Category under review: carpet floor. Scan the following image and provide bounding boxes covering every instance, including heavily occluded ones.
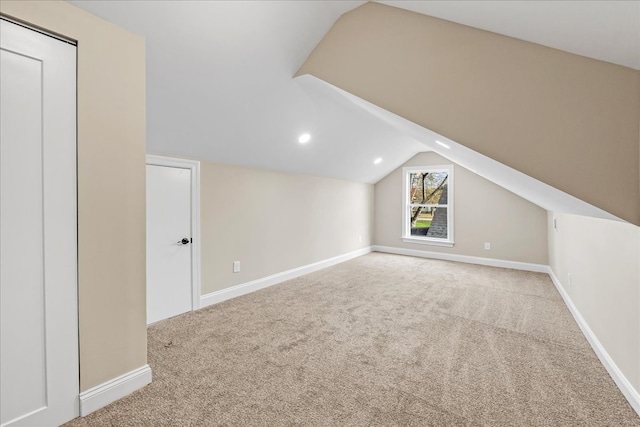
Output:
[65,253,640,426]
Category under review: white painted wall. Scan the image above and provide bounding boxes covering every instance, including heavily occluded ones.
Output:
[547,212,640,397]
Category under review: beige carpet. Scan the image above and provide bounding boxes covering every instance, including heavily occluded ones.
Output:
[65,253,640,426]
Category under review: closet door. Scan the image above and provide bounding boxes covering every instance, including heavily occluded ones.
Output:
[0,18,79,427]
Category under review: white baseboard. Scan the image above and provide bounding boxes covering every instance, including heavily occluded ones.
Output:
[546,268,640,416]
[79,365,152,416]
[200,247,372,308]
[372,245,548,273]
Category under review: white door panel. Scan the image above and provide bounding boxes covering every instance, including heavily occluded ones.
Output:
[1,19,78,427]
[1,42,48,423]
[146,165,192,324]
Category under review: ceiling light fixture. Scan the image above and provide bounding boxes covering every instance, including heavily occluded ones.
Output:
[298,133,311,144]
[435,140,450,149]
[374,157,383,165]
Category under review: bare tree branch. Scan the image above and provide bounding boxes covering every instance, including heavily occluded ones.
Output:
[410,174,448,226]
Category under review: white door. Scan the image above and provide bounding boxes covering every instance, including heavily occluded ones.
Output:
[0,19,79,427]
[146,164,193,324]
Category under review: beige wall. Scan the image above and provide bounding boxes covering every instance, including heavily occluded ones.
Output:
[298,2,640,225]
[0,1,147,391]
[375,152,548,265]
[201,161,374,294]
[548,212,640,394]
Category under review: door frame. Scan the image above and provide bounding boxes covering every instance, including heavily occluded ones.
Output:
[146,154,201,311]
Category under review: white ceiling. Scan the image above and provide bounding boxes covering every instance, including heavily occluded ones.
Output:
[297,75,622,222]
[67,0,640,184]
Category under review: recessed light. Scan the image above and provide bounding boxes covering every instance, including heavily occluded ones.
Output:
[435,140,450,149]
[374,158,383,165]
[298,133,311,144]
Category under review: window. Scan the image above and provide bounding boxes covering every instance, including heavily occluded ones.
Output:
[402,165,454,246]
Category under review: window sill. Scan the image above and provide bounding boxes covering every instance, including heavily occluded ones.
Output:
[402,237,454,247]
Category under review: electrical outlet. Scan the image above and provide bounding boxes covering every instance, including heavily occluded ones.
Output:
[233,261,240,273]
[567,273,572,287]
[484,242,491,250]
[358,235,362,243]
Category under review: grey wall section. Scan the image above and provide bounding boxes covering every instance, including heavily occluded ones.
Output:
[297,2,640,225]
[375,152,548,265]
[547,212,640,395]
[0,1,148,391]
[200,161,374,294]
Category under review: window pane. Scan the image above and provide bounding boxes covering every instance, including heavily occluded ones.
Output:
[409,206,434,237]
[409,171,448,205]
[426,207,447,239]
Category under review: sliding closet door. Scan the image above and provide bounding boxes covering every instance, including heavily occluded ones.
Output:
[0,18,79,426]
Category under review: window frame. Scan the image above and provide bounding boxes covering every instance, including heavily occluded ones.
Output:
[402,165,454,247]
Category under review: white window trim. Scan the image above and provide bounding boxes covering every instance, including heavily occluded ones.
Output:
[402,165,454,247]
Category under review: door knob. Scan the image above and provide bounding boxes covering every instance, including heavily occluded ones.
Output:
[177,238,191,245]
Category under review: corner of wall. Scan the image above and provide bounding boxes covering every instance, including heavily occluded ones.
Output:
[0,0,149,395]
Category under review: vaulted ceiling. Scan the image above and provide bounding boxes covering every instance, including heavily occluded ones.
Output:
[68,1,640,222]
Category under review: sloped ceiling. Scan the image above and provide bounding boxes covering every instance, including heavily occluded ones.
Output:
[67,0,425,183]
[297,75,621,222]
[297,2,640,224]
[67,1,640,222]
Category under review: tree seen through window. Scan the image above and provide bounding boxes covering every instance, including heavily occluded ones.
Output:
[405,168,450,240]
